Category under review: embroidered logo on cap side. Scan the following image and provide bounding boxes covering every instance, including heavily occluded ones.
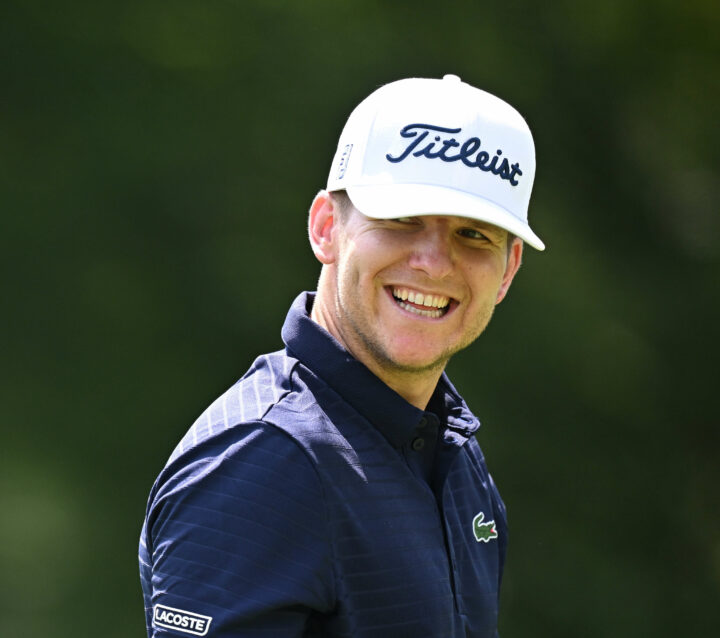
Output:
[472,511,498,543]
[337,144,353,180]
[153,604,213,636]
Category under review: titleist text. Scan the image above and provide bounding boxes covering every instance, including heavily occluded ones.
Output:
[386,123,522,186]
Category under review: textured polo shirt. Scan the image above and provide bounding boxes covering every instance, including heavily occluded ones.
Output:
[139,292,508,637]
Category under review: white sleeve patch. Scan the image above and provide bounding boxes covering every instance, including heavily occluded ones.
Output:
[153,604,213,637]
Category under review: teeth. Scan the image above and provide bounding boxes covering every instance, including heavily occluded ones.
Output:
[392,288,450,309]
[398,303,444,318]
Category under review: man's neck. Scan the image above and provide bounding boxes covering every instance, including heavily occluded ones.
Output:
[363,360,444,411]
[310,299,444,411]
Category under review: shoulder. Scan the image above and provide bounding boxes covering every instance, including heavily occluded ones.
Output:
[145,347,366,534]
[144,419,327,547]
[167,350,297,462]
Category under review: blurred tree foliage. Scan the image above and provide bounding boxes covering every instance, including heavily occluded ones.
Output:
[1,1,718,636]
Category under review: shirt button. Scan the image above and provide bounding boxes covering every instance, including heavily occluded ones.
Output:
[418,417,428,429]
[411,437,425,451]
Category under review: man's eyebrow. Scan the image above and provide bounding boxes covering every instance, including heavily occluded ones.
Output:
[461,218,505,233]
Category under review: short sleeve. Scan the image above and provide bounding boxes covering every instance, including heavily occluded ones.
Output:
[140,422,335,637]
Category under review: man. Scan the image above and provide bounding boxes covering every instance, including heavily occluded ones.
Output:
[139,74,544,638]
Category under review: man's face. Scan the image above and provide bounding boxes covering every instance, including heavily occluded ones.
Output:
[315,196,522,376]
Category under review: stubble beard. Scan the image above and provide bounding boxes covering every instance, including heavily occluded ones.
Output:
[334,275,497,378]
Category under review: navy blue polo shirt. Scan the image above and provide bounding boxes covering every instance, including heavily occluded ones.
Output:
[139,292,508,637]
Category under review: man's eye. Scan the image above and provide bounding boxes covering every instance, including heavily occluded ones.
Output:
[458,228,488,240]
[394,217,417,224]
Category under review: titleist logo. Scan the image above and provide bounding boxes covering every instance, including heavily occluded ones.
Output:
[385,123,523,186]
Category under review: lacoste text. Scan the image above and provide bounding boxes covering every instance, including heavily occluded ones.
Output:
[153,604,212,636]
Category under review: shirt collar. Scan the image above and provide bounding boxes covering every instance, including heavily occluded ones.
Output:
[281,292,480,448]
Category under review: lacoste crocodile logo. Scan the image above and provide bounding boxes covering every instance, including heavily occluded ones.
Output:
[472,512,498,543]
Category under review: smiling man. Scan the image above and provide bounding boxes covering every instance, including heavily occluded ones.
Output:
[140,75,544,638]
[309,193,523,410]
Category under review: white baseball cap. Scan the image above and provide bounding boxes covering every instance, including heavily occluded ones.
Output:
[326,74,545,250]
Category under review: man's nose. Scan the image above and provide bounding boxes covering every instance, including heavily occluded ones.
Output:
[407,227,454,279]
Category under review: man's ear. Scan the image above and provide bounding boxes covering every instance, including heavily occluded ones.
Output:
[495,237,523,305]
[308,190,339,265]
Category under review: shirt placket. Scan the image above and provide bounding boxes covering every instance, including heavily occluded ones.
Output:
[403,414,440,484]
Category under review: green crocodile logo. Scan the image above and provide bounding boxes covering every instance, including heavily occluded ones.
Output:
[472,512,498,543]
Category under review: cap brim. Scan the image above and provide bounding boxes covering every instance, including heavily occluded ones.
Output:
[346,183,545,251]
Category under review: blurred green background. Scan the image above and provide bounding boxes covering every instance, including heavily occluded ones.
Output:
[2,1,719,636]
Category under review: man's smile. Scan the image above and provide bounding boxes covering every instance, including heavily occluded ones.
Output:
[388,286,454,319]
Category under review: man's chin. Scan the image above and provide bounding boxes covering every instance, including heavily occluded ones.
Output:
[344,316,456,377]
[375,348,452,376]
